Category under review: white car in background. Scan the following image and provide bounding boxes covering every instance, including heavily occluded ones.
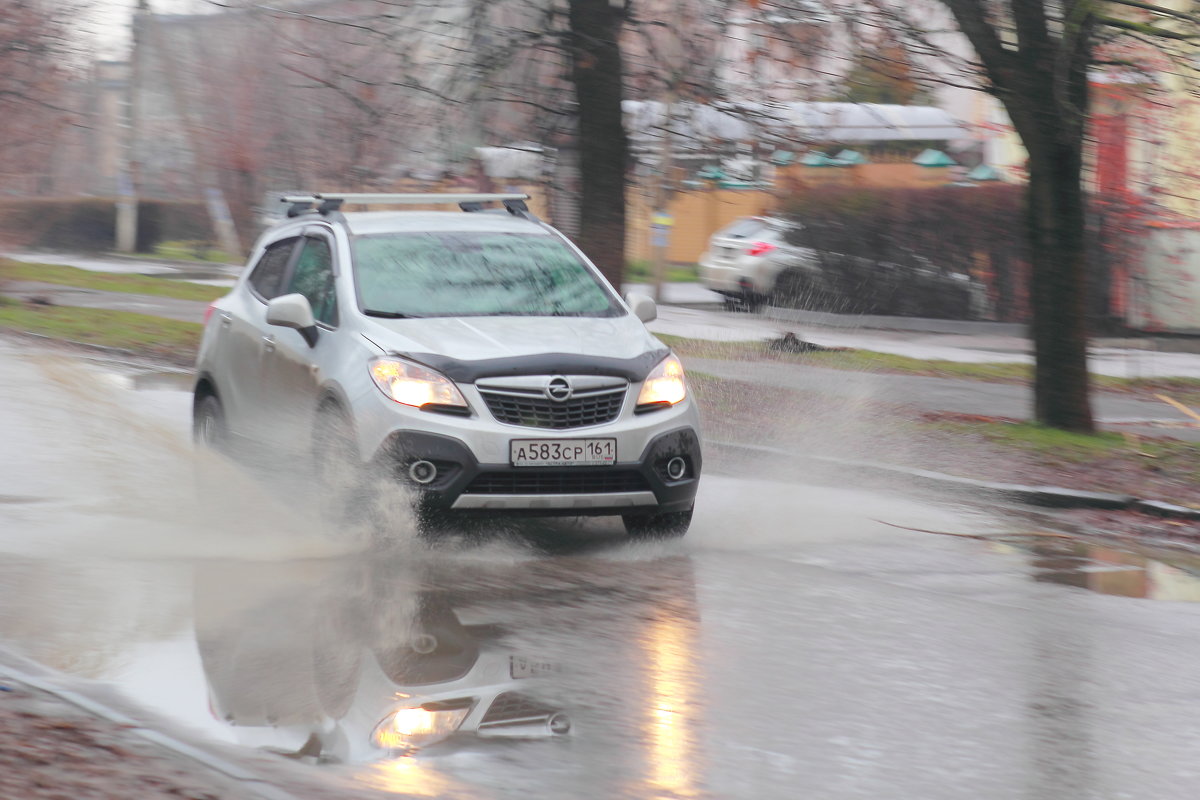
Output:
[698,216,819,311]
[699,215,989,319]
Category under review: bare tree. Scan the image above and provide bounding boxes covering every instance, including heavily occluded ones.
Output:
[858,0,1200,432]
[0,0,85,190]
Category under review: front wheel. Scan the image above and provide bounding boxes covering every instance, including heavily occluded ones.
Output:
[622,505,693,539]
[312,406,370,523]
[193,394,227,451]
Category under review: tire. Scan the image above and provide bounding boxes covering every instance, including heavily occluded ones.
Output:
[622,505,693,540]
[312,405,367,521]
[773,268,816,310]
[193,394,227,451]
[746,292,770,314]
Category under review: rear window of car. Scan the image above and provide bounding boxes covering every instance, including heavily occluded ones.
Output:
[716,218,767,240]
[352,232,621,318]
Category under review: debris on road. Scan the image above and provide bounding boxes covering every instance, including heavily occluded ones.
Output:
[765,331,845,353]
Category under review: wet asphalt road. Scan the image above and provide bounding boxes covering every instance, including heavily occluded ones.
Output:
[6,338,1200,799]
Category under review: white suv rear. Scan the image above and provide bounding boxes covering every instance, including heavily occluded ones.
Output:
[698,216,819,310]
[193,194,701,537]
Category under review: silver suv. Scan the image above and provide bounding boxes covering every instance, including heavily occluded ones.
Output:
[193,194,701,537]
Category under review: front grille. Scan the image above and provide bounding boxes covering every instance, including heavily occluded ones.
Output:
[480,389,625,429]
[481,693,556,726]
[464,469,650,495]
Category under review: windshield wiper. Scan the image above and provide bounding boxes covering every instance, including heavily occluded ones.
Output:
[363,309,420,318]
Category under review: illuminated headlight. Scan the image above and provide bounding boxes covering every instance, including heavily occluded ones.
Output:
[636,354,687,411]
[371,704,471,751]
[370,357,468,411]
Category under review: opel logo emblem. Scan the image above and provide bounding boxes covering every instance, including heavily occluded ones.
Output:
[545,376,572,402]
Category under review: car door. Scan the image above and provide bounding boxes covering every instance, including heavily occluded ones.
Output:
[257,230,341,451]
[219,236,301,440]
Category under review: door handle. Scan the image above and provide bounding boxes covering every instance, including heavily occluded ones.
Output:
[262,335,275,353]
[219,313,232,329]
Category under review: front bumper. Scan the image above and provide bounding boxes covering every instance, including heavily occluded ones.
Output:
[375,426,701,516]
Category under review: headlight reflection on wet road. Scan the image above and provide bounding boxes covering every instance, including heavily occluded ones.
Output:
[642,611,701,797]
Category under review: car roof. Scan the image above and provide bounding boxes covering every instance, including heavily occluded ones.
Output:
[338,210,550,237]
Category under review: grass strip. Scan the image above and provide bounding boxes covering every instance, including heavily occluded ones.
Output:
[0,300,201,363]
[624,260,699,283]
[660,333,1033,381]
[924,417,1126,460]
[0,258,228,302]
[663,332,1200,400]
[924,415,1200,484]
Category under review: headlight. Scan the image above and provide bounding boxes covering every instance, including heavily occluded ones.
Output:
[370,357,468,410]
[371,704,472,751]
[636,354,687,411]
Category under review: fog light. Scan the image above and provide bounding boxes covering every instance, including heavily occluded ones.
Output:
[665,456,687,481]
[408,460,437,485]
[371,704,470,751]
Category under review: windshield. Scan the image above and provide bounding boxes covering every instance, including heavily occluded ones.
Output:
[353,231,621,318]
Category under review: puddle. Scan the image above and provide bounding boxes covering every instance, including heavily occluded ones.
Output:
[1001,540,1200,601]
[130,370,194,392]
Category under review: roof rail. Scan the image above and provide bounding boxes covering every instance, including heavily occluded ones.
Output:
[281,193,531,218]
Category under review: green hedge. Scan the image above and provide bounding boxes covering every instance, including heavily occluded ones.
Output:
[778,185,1029,322]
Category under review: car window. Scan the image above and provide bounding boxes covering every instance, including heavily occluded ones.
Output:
[352,232,621,318]
[248,238,298,299]
[716,218,766,240]
[286,236,338,326]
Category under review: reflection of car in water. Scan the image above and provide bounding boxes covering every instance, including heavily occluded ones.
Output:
[193,560,569,763]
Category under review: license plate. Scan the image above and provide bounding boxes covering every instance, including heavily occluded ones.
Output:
[510,438,616,467]
[510,655,559,679]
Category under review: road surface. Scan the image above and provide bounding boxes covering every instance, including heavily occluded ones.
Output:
[4,338,1200,799]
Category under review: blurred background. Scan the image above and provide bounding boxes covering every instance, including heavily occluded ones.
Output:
[5,0,1200,332]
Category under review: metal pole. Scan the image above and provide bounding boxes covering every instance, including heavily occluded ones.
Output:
[115,3,148,253]
[652,92,675,303]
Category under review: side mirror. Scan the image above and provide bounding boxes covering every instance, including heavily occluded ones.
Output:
[625,292,657,323]
[266,293,319,347]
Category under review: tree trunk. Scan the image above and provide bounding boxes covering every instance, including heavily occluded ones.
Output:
[566,0,628,291]
[938,0,1097,432]
[1025,135,1095,431]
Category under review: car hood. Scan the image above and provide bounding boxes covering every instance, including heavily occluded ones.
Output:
[360,314,664,364]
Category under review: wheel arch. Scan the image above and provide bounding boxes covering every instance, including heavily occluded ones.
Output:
[315,381,354,418]
[311,382,363,463]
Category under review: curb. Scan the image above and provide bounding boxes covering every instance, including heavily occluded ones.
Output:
[0,649,300,800]
[707,439,1200,518]
[762,306,1028,337]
